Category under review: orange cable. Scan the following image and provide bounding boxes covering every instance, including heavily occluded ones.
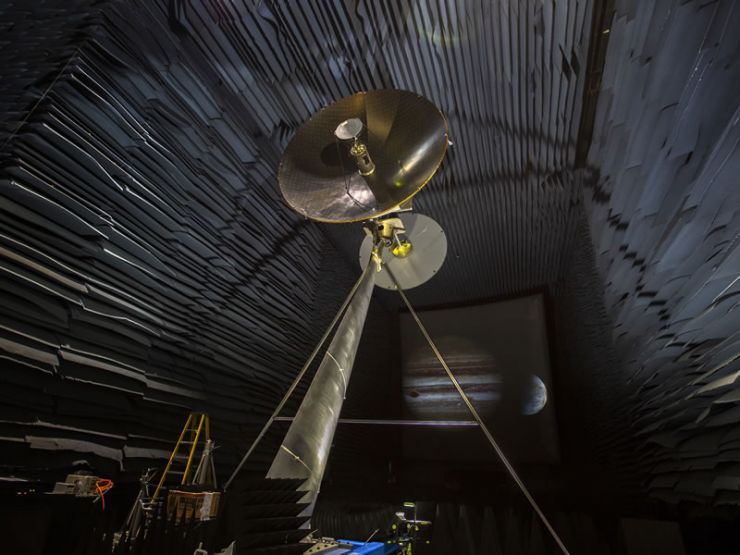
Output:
[95,479,113,511]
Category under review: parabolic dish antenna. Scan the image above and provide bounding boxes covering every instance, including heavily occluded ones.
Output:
[277,89,448,223]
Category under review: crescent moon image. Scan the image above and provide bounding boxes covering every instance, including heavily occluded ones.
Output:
[522,375,548,415]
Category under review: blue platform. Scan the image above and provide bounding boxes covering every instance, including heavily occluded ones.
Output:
[335,539,400,554]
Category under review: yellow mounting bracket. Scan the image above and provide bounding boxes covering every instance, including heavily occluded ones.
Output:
[365,216,413,271]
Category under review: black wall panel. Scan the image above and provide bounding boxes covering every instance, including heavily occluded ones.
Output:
[0,0,347,479]
[586,0,740,506]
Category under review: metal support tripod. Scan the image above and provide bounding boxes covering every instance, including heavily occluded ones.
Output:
[224,255,569,554]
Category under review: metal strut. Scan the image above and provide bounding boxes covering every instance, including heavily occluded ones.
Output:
[383,264,571,555]
[224,261,373,491]
[266,256,376,517]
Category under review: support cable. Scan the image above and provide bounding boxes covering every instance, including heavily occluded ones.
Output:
[224,261,372,490]
[384,264,570,555]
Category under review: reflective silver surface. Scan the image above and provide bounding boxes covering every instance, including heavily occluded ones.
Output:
[273,417,479,427]
[334,117,363,140]
[266,262,376,516]
[278,89,448,223]
[223,265,372,491]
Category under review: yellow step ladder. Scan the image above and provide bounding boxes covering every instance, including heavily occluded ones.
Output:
[152,412,211,501]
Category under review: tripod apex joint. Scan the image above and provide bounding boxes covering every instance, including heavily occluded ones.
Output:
[359,213,447,290]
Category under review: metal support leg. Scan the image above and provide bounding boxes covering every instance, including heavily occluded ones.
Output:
[266,258,376,516]
[224,262,373,491]
[384,264,570,555]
